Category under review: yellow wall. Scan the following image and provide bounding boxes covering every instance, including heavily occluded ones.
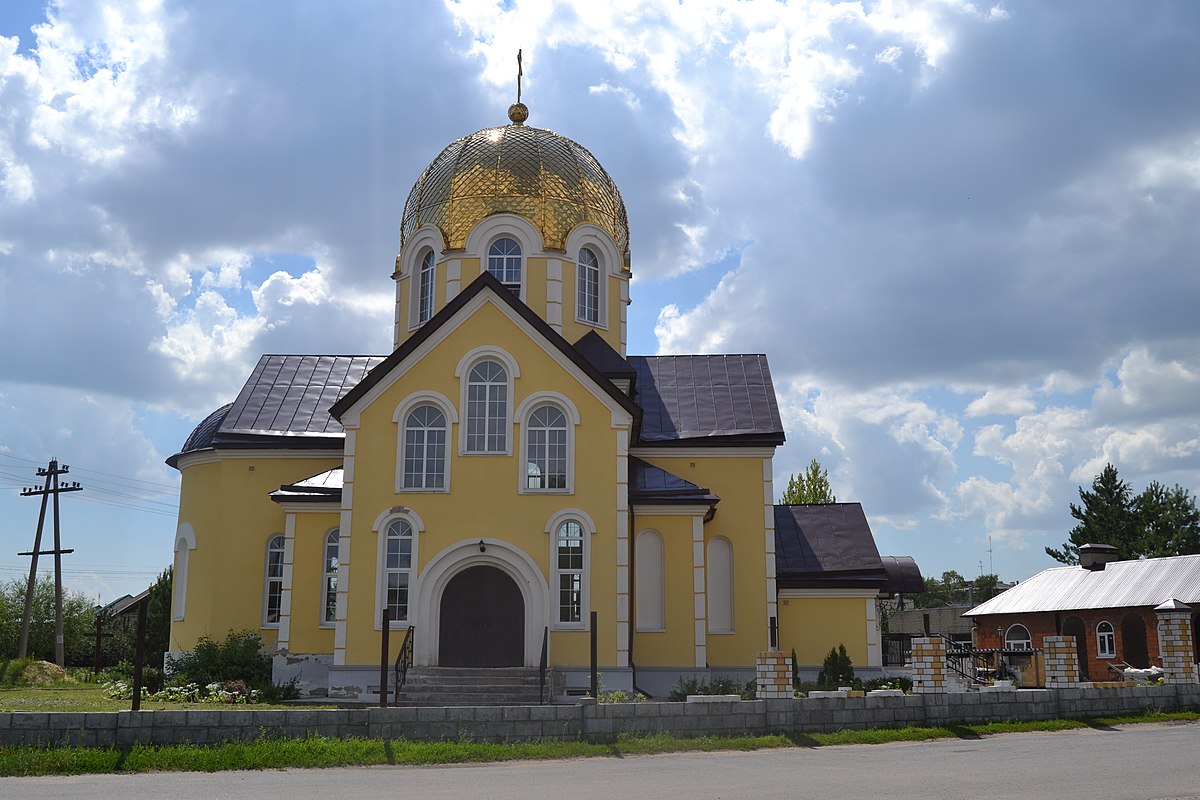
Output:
[284,510,339,655]
[778,595,872,666]
[630,515,698,666]
[171,454,341,653]
[342,296,627,666]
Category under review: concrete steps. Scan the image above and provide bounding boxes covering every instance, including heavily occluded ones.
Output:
[395,667,548,706]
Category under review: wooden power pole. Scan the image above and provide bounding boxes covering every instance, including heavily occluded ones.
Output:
[17,459,82,665]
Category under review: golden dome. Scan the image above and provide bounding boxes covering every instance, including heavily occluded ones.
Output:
[400,120,630,267]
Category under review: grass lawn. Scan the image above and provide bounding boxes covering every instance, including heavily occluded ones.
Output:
[0,685,321,713]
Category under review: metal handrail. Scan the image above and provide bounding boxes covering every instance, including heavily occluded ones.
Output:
[393,626,414,705]
[934,632,979,685]
[538,625,549,705]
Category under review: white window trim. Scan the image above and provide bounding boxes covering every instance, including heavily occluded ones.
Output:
[262,534,286,629]
[564,225,620,330]
[393,390,458,493]
[1004,624,1032,650]
[1097,621,1116,658]
[417,249,437,325]
[172,523,196,622]
[401,227,445,332]
[455,346,519,456]
[319,527,340,628]
[372,507,425,630]
[464,214,543,304]
[706,536,735,634]
[545,508,596,631]
[635,529,665,633]
[515,391,580,495]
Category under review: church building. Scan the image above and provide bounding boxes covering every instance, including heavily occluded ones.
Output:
[167,99,921,699]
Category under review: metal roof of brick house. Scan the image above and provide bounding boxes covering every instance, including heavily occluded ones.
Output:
[966,553,1200,616]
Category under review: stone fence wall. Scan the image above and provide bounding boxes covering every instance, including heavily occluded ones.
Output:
[4,684,1200,748]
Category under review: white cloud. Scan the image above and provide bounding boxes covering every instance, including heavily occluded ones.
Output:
[965,386,1035,417]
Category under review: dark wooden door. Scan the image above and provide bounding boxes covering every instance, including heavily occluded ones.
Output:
[438,566,524,667]
[1121,613,1149,668]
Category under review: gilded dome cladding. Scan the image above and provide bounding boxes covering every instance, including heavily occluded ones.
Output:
[400,124,630,266]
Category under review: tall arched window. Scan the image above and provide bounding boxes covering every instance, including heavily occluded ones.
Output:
[526,405,567,490]
[487,236,522,295]
[707,537,734,633]
[555,520,585,624]
[635,530,665,631]
[1004,624,1032,650]
[263,534,285,626]
[465,360,508,453]
[1096,620,1116,658]
[403,405,447,488]
[322,529,339,625]
[383,520,415,623]
[576,247,600,324]
[417,250,436,324]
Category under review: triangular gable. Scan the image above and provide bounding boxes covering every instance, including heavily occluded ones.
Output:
[329,271,641,427]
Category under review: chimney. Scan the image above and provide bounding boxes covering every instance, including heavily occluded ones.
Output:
[1078,542,1119,571]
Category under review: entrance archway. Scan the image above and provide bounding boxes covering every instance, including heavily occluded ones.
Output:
[438,566,525,666]
[1121,613,1149,668]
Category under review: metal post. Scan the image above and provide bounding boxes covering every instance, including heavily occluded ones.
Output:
[769,615,778,650]
[131,599,147,712]
[379,608,391,708]
[590,610,598,699]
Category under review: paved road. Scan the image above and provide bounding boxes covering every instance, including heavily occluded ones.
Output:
[6,723,1200,799]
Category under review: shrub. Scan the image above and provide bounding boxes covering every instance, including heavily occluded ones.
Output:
[816,644,857,689]
[166,630,272,689]
[861,675,912,693]
[667,676,756,702]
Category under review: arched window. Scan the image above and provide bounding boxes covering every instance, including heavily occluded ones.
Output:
[1004,624,1032,650]
[635,531,665,631]
[707,537,734,634]
[263,534,285,627]
[417,249,436,324]
[526,405,567,490]
[383,520,415,624]
[322,529,339,625]
[555,520,585,625]
[465,360,508,453]
[576,247,600,324]
[403,405,447,488]
[1096,620,1116,658]
[172,525,194,622]
[487,236,522,295]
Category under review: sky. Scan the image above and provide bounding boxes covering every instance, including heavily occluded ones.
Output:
[1,0,1198,605]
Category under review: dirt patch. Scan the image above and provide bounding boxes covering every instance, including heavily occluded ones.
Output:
[21,661,72,686]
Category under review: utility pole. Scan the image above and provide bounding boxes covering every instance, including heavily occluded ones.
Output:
[17,459,82,665]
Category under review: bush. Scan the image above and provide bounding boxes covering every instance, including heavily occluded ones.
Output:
[667,676,756,702]
[861,675,912,693]
[166,630,272,689]
[816,644,857,689]
[0,658,35,687]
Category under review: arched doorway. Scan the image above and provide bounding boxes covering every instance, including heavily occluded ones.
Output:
[1062,616,1089,680]
[1121,613,1149,667]
[438,566,525,667]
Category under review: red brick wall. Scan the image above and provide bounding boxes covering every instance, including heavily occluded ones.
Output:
[972,608,1161,681]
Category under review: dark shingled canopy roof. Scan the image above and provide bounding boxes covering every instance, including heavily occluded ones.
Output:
[629,355,785,445]
[775,503,922,593]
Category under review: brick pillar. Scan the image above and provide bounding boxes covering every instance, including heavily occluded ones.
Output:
[911,637,946,694]
[756,650,792,699]
[1155,599,1198,685]
[1041,635,1080,688]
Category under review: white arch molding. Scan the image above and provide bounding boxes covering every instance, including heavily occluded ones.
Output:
[172,523,196,621]
[410,538,550,667]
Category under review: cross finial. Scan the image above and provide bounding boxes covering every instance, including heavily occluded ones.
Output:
[517,49,523,104]
[508,49,529,125]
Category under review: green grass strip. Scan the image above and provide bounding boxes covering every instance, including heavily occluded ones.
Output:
[2,711,1196,777]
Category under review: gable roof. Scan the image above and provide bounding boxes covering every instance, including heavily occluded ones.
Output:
[966,553,1200,616]
[774,503,921,592]
[329,271,640,422]
[629,355,785,446]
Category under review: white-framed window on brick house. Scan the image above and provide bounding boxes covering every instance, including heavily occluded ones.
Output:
[321,528,339,625]
[1097,620,1116,658]
[1004,624,1032,650]
[487,236,522,296]
[576,247,600,324]
[263,534,285,627]
[706,537,734,634]
[635,530,665,632]
[403,406,447,488]
[417,249,436,324]
[465,360,509,453]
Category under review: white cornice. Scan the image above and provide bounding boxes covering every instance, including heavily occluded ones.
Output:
[174,448,344,470]
[630,447,777,459]
[276,502,341,514]
[631,504,711,517]
[778,588,882,599]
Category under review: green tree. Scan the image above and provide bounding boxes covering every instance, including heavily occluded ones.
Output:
[912,570,967,608]
[971,573,1002,604]
[816,644,856,689]
[144,566,173,670]
[780,459,837,504]
[1046,464,1200,564]
[0,576,97,665]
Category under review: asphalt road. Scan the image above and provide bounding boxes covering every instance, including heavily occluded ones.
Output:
[5,722,1200,799]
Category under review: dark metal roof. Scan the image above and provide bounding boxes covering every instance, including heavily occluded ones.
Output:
[966,553,1200,616]
[775,503,920,592]
[629,355,785,446]
[574,331,637,381]
[271,466,345,504]
[882,556,925,594]
[178,403,232,454]
[330,272,640,423]
[628,457,719,505]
